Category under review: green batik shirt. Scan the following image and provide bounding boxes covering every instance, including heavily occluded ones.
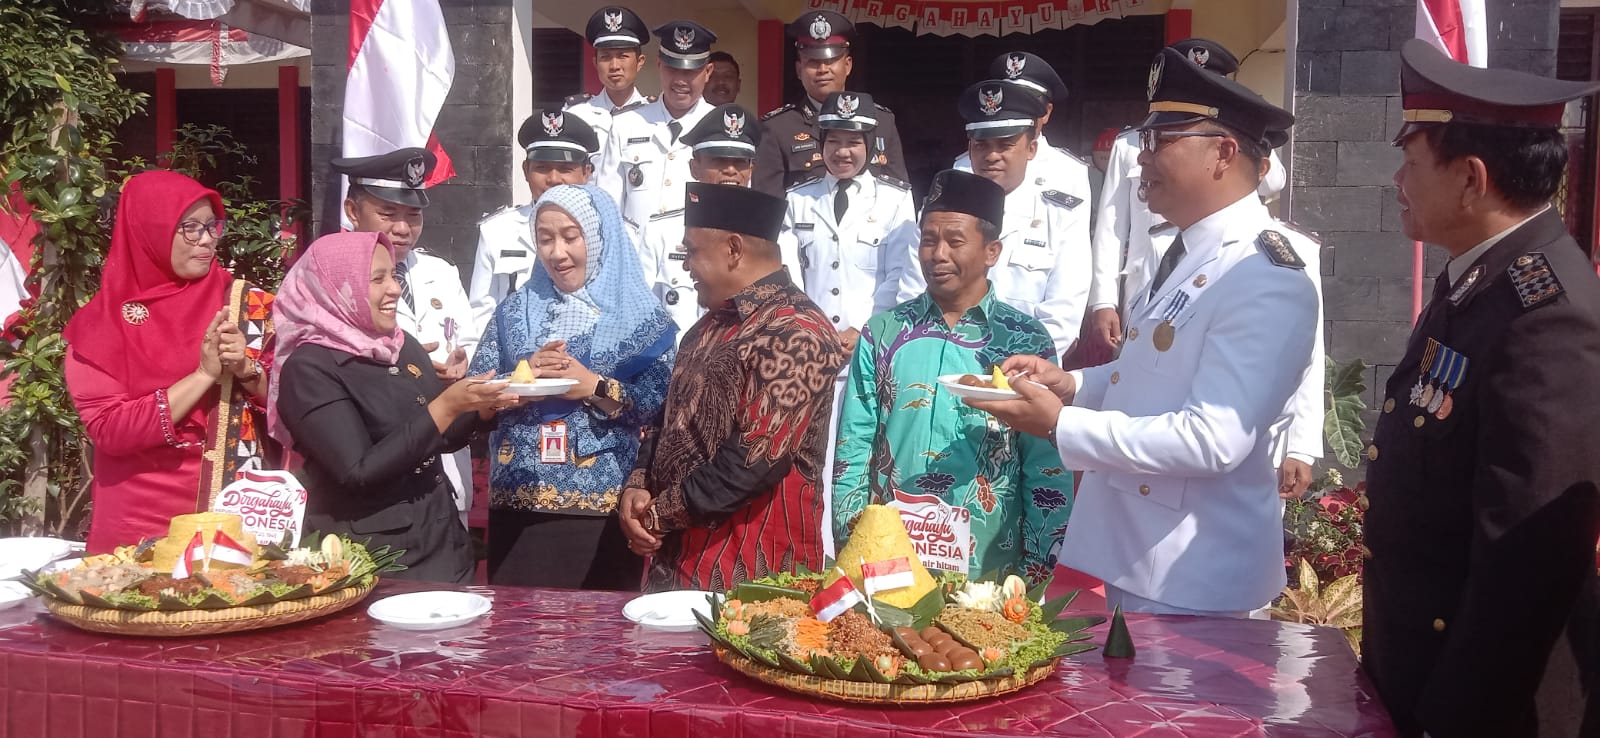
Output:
[831,287,1074,584]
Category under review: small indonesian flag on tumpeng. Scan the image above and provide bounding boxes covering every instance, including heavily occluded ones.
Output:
[810,571,865,623]
[861,556,915,594]
[170,531,206,579]
[208,529,254,568]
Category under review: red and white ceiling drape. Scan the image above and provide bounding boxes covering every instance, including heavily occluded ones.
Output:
[799,0,1169,37]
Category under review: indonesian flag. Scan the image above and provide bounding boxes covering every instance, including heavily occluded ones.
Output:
[170,531,206,579]
[861,557,915,595]
[810,575,864,623]
[207,529,254,568]
[1417,0,1487,67]
[343,0,456,186]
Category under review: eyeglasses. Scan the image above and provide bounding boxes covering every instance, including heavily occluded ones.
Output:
[1138,128,1228,153]
[175,219,225,243]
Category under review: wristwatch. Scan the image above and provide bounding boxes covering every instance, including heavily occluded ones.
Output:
[239,359,264,381]
[587,376,624,404]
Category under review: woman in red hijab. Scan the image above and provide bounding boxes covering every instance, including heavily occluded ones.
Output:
[64,171,278,553]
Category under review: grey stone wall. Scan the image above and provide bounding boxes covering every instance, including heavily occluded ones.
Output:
[310,0,514,279]
[1290,0,1560,455]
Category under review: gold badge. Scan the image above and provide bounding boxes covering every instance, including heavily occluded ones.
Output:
[794,132,811,142]
[1193,274,1208,288]
[430,298,443,309]
[407,364,422,378]
[121,302,150,326]
[1153,321,1176,352]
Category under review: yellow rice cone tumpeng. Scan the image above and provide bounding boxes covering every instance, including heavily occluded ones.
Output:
[825,504,938,608]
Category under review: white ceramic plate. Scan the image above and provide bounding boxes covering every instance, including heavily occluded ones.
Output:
[937,374,1020,401]
[367,591,492,631]
[505,378,579,397]
[43,557,82,574]
[622,590,716,630]
[0,582,32,611]
[0,537,74,580]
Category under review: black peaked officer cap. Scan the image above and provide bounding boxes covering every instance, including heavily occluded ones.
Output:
[586,6,649,49]
[989,51,1068,104]
[788,10,855,61]
[922,169,1005,232]
[684,182,786,242]
[817,91,880,132]
[681,104,762,159]
[1169,37,1240,77]
[332,147,435,208]
[518,110,599,164]
[1140,47,1294,149]
[1395,38,1600,143]
[959,80,1047,140]
[654,20,716,70]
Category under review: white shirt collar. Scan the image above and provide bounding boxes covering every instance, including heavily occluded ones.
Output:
[825,172,864,194]
[1178,191,1271,256]
[1446,206,1550,284]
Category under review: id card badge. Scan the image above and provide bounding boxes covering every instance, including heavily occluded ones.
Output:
[539,421,569,464]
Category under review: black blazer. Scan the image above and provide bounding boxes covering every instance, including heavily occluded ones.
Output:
[1362,209,1600,738]
[277,335,481,582]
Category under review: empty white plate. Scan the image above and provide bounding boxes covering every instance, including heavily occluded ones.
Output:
[367,591,492,631]
[622,590,716,630]
[0,537,74,580]
[0,582,32,611]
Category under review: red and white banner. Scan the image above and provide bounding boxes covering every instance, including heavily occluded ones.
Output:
[343,0,456,187]
[861,557,916,594]
[1416,0,1487,67]
[810,575,865,622]
[208,529,255,567]
[117,20,307,86]
[801,0,1167,38]
[171,531,207,579]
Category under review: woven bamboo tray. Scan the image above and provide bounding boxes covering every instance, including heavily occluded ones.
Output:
[714,647,1057,705]
[43,581,375,637]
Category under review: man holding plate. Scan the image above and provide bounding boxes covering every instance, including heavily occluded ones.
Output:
[830,169,1073,586]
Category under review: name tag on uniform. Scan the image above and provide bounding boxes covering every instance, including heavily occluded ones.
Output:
[794,222,815,231]
[1024,238,1046,247]
[539,421,568,464]
[627,136,650,144]
[668,252,687,261]
[499,249,527,258]
[791,142,817,152]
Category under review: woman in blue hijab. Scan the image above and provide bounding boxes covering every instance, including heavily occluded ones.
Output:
[470,184,676,589]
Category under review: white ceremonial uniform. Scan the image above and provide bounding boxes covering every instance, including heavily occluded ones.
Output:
[0,237,25,339]
[1093,129,1286,320]
[781,172,920,330]
[563,89,651,166]
[953,132,1093,210]
[467,203,536,340]
[594,98,714,226]
[637,208,702,340]
[396,248,480,523]
[1052,193,1320,614]
[901,179,1091,358]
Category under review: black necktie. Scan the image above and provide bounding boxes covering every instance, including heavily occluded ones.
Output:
[1149,233,1187,297]
[395,260,414,311]
[834,180,851,222]
[668,121,682,145]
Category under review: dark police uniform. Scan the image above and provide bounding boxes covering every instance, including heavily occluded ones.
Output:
[751,11,906,196]
[1363,39,1600,738]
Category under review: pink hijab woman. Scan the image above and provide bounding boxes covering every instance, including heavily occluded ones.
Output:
[269,231,521,582]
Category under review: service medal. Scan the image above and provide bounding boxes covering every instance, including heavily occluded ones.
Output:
[628,164,644,187]
[1426,386,1445,414]
[1153,321,1175,352]
[407,364,423,378]
[1420,383,1435,407]
[1434,393,1453,420]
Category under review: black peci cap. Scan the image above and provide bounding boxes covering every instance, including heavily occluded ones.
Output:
[788,10,855,61]
[684,182,786,241]
[681,104,762,159]
[1169,38,1240,77]
[331,147,436,208]
[1140,47,1294,149]
[817,92,879,132]
[585,6,649,49]
[959,80,1047,140]
[1395,38,1600,143]
[990,51,1067,104]
[517,111,599,164]
[921,169,1005,231]
[653,20,716,69]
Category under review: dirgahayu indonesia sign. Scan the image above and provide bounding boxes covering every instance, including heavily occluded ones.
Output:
[802,0,1167,37]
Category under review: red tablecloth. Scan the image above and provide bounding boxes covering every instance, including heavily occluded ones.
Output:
[0,581,1395,737]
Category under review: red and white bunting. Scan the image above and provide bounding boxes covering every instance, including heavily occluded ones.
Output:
[861,557,916,594]
[170,531,207,579]
[810,576,865,623]
[803,0,1165,38]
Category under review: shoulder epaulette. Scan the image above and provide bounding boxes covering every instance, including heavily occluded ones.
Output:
[873,101,894,113]
[477,203,517,224]
[787,175,823,192]
[762,104,795,121]
[564,93,592,107]
[622,216,640,230]
[648,208,683,222]
[873,173,911,191]
[1508,252,1564,309]
[413,247,456,268]
[1276,220,1323,245]
[1041,190,1083,210]
[1148,221,1175,235]
[613,99,649,116]
[1055,146,1090,166]
[1256,230,1305,269]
